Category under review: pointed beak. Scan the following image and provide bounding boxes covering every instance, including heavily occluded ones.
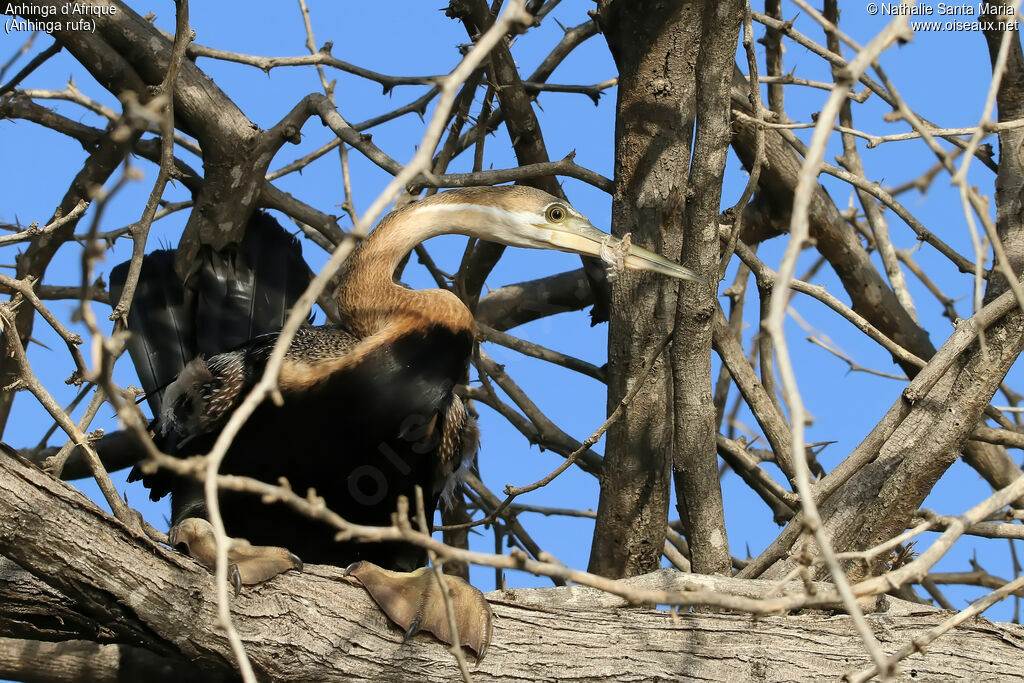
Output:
[543,222,706,284]
[622,243,706,283]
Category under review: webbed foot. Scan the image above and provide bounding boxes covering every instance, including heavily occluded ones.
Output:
[344,561,493,658]
[169,518,303,593]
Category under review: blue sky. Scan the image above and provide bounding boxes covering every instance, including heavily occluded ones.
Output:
[2,1,1022,621]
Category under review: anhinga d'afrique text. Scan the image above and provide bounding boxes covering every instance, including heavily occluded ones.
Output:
[112,185,702,657]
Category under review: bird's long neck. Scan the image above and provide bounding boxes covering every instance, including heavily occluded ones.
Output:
[334,202,484,337]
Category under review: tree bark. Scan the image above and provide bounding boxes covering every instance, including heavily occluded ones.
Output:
[983,4,1024,298]
[475,269,593,331]
[3,447,1023,681]
[669,0,743,576]
[587,0,702,579]
[809,309,1024,579]
[0,637,222,683]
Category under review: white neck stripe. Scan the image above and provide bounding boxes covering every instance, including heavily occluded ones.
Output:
[413,202,539,223]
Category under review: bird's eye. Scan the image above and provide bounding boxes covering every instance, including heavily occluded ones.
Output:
[546,205,567,222]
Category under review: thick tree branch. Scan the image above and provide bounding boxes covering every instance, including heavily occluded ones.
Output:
[475,269,593,331]
[670,0,743,576]
[0,637,221,683]
[587,0,702,579]
[2,449,1023,681]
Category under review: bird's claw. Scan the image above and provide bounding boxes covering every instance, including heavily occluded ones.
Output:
[167,518,303,591]
[345,561,493,659]
[404,618,421,642]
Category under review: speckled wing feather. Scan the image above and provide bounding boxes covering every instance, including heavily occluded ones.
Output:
[158,325,361,443]
[437,393,479,505]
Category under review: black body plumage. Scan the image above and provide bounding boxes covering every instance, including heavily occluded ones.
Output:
[111,213,473,571]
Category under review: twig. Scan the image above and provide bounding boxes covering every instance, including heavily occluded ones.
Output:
[475,349,602,472]
[719,4,766,280]
[847,573,1024,682]
[750,7,997,172]
[0,30,37,83]
[763,10,913,677]
[806,336,907,381]
[716,434,798,517]
[823,0,917,323]
[0,273,86,383]
[0,304,138,530]
[734,239,926,371]
[0,200,89,248]
[0,40,60,96]
[413,489,473,682]
[442,335,669,532]
[758,74,871,103]
[477,322,605,382]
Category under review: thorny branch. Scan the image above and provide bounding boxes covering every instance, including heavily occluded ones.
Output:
[7,1,1024,680]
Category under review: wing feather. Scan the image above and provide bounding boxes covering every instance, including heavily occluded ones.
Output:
[112,212,313,500]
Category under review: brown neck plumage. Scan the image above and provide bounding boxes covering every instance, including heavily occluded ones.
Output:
[333,199,476,339]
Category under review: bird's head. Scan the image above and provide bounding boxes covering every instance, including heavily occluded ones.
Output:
[423,186,705,283]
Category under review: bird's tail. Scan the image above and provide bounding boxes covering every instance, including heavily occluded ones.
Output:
[110,212,314,416]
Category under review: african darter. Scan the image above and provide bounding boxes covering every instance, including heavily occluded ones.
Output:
[111,185,702,657]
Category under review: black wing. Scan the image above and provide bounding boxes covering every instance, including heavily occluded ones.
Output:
[110,212,313,497]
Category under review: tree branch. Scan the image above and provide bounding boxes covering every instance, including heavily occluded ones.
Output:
[2,447,1023,681]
